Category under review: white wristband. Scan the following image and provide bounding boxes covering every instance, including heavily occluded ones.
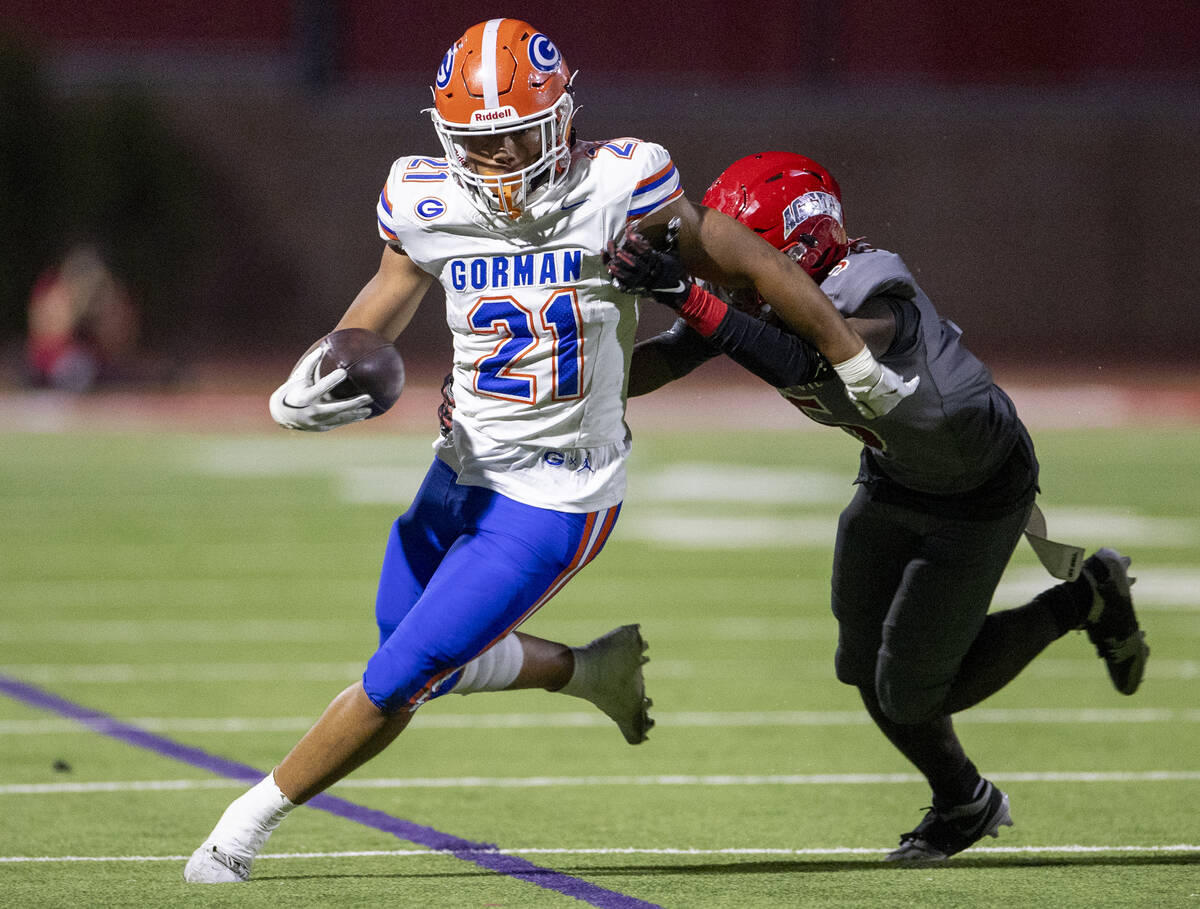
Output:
[831,345,878,384]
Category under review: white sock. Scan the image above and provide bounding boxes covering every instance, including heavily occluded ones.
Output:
[451,633,524,694]
[558,644,594,700]
[205,772,295,861]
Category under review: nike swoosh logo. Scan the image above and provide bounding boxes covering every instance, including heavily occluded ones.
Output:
[560,198,586,211]
[652,281,687,295]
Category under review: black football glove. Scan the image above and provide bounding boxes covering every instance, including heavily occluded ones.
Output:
[437,371,454,437]
[602,218,690,308]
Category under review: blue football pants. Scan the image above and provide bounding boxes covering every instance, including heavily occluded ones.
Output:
[362,458,620,714]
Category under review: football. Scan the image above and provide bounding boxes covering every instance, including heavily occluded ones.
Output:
[318,327,405,418]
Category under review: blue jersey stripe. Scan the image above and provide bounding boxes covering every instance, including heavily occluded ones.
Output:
[626,185,684,220]
[631,165,678,197]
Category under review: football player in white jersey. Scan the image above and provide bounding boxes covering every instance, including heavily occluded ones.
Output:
[185,20,913,883]
[607,151,1148,863]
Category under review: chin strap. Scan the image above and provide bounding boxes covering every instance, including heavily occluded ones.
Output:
[1024,502,1085,580]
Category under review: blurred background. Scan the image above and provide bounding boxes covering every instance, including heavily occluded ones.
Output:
[1,0,1198,392]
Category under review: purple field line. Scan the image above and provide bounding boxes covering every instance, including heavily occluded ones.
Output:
[0,674,663,909]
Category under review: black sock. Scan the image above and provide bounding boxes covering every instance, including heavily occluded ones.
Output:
[1034,579,1093,637]
[931,758,983,809]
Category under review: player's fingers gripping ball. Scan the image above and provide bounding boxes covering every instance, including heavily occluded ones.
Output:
[269,329,404,432]
[318,328,406,418]
[268,347,366,431]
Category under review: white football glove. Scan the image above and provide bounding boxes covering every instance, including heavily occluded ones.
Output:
[268,346,373,432]
[832,346,920,419]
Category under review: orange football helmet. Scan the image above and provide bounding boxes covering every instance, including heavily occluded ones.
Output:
[430,19,575,219]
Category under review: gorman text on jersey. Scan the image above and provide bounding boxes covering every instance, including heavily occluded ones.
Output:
[449,249,584,292]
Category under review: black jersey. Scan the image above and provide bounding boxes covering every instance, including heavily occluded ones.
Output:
[636,246,1038,516]
[783,247,1034,506]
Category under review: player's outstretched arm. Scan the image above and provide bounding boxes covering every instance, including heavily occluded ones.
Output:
[625,200,918,418]
[639,200,860,363]
[629,319,723,397]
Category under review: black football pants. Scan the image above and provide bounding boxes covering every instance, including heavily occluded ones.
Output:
[830,485,1031,725]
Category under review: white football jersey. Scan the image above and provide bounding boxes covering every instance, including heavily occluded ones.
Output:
[376,138,684,511]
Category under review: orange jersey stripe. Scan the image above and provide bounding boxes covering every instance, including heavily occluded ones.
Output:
[583,507,619,567]
[635,161,676,191]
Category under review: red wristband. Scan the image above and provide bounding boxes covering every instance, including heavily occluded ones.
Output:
[677,284,728,337]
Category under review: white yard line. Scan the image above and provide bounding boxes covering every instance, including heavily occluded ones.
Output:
[2,843,1198,863]
[3,656,1197,684]
[3,769,1199,796]
[3,706,1200,736]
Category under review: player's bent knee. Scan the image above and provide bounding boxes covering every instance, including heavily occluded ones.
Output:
[877,688,945,726]
[834,643,876,689]
[875,654,953,725]
[362,648,458,715]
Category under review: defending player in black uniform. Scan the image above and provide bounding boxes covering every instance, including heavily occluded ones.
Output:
[604,152,1150,862]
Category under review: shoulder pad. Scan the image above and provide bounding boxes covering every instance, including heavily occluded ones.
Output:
[820,248,917,316]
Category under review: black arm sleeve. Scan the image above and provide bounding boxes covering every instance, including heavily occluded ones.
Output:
[706,305,827,388]
[876,293,920,359]
[634,318,723,382]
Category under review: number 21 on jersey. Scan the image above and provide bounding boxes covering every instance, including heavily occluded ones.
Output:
[469,290,582,403]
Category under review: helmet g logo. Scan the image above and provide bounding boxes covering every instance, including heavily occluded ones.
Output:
[435,47,455,89]
[528,34,561,72]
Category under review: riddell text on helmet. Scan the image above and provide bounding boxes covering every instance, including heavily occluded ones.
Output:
[470,106,519,124]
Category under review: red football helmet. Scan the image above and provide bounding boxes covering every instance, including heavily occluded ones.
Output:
[702,152,849,281]
[430,19,575,219]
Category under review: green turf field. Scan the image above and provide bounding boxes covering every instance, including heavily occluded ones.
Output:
[1,422,1197,907]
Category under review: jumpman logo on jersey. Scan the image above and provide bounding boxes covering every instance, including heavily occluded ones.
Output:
[544,451,594,472]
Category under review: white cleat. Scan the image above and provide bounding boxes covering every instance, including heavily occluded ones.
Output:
[183,842,251,883]
[565,624,653,744]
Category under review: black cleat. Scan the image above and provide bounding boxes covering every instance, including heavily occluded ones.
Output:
[1080,548,1149,695]
[886,780,1013,862]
